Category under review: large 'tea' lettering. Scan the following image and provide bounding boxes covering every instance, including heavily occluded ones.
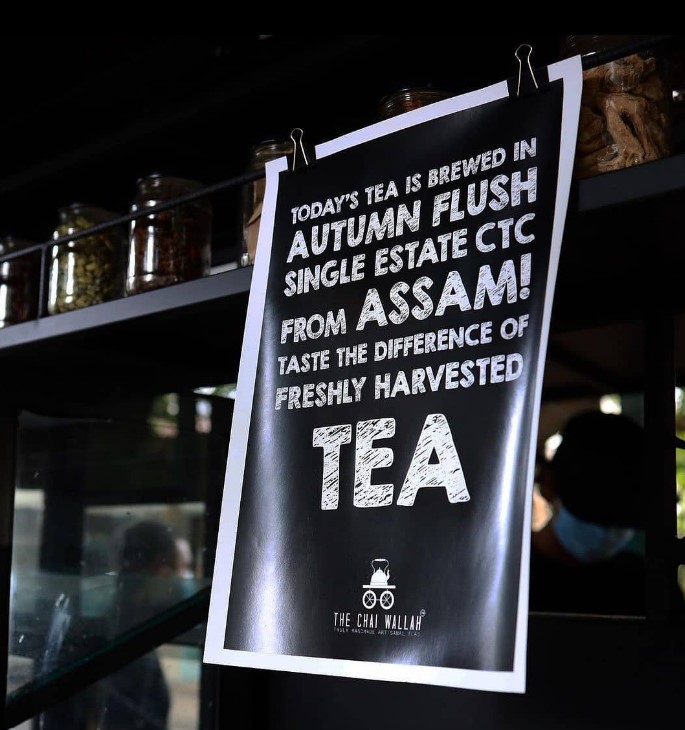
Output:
[312,413,469,509]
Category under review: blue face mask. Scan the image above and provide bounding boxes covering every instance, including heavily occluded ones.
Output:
[551,504,636,563]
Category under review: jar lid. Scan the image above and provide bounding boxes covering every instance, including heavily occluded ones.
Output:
[0,234,34,256]
[250,138,293,151]
[247,139,294,169]
[58,202,121,220]
[378,86,453,120]
[136,171,169,184]
[59,201,89,213]
[560,35,651,59]
[136,172,204,192]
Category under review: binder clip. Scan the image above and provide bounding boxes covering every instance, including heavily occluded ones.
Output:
[516,44,539,96]
[509,44,549,98]
[289,128,316,172]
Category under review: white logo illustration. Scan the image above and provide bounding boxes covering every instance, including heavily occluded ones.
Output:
[362,558,396,610]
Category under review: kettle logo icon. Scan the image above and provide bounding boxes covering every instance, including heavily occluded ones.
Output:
[362,558,395,610]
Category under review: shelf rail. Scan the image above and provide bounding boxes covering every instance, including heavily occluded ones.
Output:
[579,35,673,70]
[0,167,267,318]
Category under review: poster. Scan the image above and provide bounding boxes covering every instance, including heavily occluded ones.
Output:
[205,56,582,693]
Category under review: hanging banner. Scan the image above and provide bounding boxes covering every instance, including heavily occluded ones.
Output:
[205,56,582,693]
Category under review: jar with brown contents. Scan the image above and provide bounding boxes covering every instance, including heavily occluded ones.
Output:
[562,35,672,178]
[241,140,293,267]
[48,204,126,315]
[127,174,212,295]
[0,235,39,327]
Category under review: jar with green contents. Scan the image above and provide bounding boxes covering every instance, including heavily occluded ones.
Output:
[48,203,126,315]
[0,235,39,327]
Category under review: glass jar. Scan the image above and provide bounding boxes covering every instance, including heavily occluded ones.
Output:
[562,35,672,178]
[127,174,212,295]
[48,204,126,315]
[241,139,293,267]
[0,235,39,327]
[378,86,453,120]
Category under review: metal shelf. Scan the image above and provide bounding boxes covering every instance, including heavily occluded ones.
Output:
[2,150,684,349]
[1,153,685,406]
[0,267,252,408]
[0,267,251,354]
[578,149,685,213]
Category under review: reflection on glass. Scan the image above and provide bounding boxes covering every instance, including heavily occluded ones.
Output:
[675,388,685,603]
[193,383,236,400]
[111,520,199,630]
[14,643,202,730]
[7,391,232,727]
[676,386,685,542]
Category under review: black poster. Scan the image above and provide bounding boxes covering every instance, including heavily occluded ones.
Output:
[206,57,582,692]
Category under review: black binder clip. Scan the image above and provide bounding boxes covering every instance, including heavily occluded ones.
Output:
[289,128,316,172]
[509,44,549,98]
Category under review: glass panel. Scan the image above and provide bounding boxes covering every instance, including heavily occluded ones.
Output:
[162,644,202,730]
[676,389,685,606]
[16,642,202,730]
[7,392,231,719]
[529,395,647,616]
[676,386,685,542]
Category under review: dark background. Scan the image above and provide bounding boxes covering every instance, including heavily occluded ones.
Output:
[2,34,685,730]
[2,34,684,412]
[0,35,569,266]
[223,82,563,673]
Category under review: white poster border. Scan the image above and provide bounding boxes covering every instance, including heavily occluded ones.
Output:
[205,55,582,694]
